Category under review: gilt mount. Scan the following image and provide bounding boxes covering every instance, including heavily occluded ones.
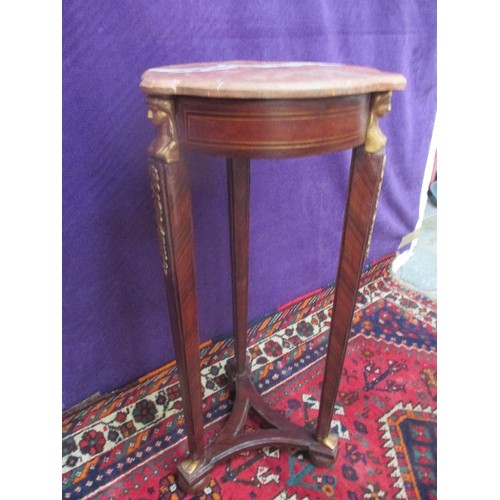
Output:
[365,91,392,154]
[149,161,169,277]
[146,97,180,164]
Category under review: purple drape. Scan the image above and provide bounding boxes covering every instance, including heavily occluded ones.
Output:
[63,0,436,409]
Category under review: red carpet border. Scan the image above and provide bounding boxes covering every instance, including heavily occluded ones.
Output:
[62,255,437,499]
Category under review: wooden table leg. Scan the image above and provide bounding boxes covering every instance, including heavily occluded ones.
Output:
[149,157,207,490]
[313,145,386,463]
[312,91,392,465]
[146,97,206,487]
[227,158,251,378]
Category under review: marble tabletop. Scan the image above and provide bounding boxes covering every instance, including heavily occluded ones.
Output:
[140,61,406,99]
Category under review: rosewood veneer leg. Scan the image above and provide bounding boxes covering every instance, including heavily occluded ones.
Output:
[146,97,208,490]
[149,159,206,476]
[312,145,386,466]
[227,158,251,378]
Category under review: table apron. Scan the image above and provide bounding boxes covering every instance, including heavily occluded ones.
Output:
[175,95,370,158]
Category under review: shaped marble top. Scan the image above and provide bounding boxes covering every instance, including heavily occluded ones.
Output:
[140,61,406,99]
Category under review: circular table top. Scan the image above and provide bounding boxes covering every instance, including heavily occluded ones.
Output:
[140,61,406,99]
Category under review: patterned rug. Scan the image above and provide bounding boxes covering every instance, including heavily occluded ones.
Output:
[62,255,437,499]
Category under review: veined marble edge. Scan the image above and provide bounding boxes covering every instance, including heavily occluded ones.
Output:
[139,85,405,99]
[147,61,341,74]
[139,76,406,95]
[139,63,406,96]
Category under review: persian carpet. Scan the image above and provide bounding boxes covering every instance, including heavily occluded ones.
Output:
[62,255,437,499]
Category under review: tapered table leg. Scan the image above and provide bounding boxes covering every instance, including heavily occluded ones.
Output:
[314,145,386,461]
[227,158,251,377]
[146,97,206,478]
[313,91,392,461]
[149,158,206,471]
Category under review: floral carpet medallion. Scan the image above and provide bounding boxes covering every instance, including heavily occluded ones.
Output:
[62,256,437,499]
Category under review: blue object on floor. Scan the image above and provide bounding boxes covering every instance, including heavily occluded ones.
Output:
[429,181,437,206]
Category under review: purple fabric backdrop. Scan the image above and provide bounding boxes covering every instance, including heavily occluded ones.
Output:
[62,1,436,409]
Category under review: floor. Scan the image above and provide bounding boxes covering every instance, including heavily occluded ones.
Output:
[393,194,437,300]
